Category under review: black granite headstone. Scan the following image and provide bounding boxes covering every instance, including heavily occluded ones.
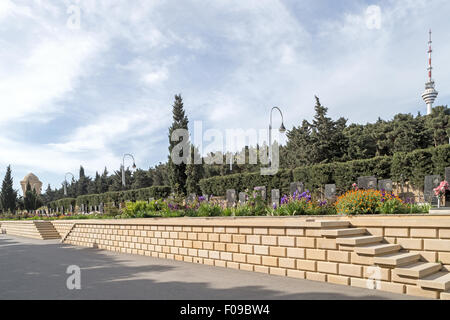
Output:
[254,186,267,200]
[238,192,247,204]
[424,175,440,204]
[357,176,377,190]
[271,189,280,207]
[226,189,237,207]
[324,184,336,199]
[378,179,393,192]
[290,182,304,195]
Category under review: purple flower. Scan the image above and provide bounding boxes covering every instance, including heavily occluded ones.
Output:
[273,203,277,209]
[318,200,327,207]
[198,196,206,202]
[281,195,289,205]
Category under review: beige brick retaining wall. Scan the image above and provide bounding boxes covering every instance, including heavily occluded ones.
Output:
[58,215,450,300]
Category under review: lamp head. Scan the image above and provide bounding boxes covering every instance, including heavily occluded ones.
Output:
[279,123,286,133]
[132,162,137,170]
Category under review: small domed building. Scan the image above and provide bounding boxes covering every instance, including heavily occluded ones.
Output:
[20,173,43,195]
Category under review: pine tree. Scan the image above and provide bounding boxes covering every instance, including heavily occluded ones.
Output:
[309,96,348,163]
[426,106,450,147]
[168,94,189,194]
[185,145,204,195]
[0,165,17,213]
[76,166,90,196]
[131,169,153,189]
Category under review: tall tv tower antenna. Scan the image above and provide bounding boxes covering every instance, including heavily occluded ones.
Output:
[422,29,438,115]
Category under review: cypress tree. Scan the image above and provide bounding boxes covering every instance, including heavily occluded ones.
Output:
[24,182,41,211]
[168,94,189,195]
[0,165,17,213]
[185,145,204,195]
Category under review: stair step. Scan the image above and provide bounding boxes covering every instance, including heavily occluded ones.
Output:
[418,272,450,291]
[374,252,421,266]
[321,228,367,237]
[336,235,383,246]
[354,243,401,255]
[314,221,350,228]
[394,262,442,278]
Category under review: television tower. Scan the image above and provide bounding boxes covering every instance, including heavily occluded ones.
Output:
[422,29,438,115]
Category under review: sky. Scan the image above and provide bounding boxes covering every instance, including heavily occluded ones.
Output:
[1,0,450,195]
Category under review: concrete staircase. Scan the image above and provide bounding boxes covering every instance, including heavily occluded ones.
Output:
[1,221,60,240]
[322,225,450,299]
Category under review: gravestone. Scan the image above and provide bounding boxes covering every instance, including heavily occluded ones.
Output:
[290,182,304,195]
[324,184,336,200]
[254,186,267,200]
[226,189,237,207]
[357,176,377,190]
[238,192,247,204]
[187,193,196,204]
[99,203,104,214]
[445,167,450,182]
[378,179,393,192]
[424,175,440,204]
[69,205,73,213]
[271,189,280,207]
[445,168,450,207]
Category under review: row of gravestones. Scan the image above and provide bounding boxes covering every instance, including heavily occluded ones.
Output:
[219,167,450,206]
[423,167,450,206]
[221,168,450,207]
[47,203,106,214]
[222,178,393,207]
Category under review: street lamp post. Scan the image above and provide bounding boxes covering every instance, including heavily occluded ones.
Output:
[64,172,75,196]
[121,153,136,187]
[269,107,286,164]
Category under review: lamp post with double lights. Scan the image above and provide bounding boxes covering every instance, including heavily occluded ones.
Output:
[121,153,136,187]
[269,106,286,165]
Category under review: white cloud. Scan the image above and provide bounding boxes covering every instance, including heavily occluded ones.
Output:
[1,0,450,189]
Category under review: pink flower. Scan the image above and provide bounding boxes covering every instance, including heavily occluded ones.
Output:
[434,180,450,197]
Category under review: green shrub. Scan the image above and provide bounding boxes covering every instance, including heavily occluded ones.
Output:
[199,145,450,196]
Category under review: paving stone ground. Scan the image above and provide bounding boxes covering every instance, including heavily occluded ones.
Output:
[0,234,422,300]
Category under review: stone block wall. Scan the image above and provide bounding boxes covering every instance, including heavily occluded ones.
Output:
[61,216,450,300]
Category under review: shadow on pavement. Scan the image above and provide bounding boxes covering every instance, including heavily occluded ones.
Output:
[0,236,418,300]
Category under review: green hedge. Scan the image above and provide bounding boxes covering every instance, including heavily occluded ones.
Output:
[47,198,76,211]
[198,169,292,196]
[49,186,171,209]
[199,145,450,196]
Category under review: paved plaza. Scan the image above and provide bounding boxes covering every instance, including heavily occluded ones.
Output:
[0,235,419,300]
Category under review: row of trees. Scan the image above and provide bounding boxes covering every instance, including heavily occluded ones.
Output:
[0,166,43,214]
[42,95,450,204]
[281,97,450,168]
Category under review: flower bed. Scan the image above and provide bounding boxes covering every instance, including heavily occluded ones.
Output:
[335,189,430,215]
[1,189,431,221]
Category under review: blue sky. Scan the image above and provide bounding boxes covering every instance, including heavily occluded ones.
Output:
[1,0,450,194]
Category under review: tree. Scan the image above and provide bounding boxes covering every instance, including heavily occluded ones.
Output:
[168,94,189,194]
[0,165,17,213]
[131,169,153,189]
[282,120,313,168]
[426,106,450,147]
[344,124,376,160]
[309,96,348,163]
[76,166,90,196]
[185,145,204,195]
[23,182,42,211]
